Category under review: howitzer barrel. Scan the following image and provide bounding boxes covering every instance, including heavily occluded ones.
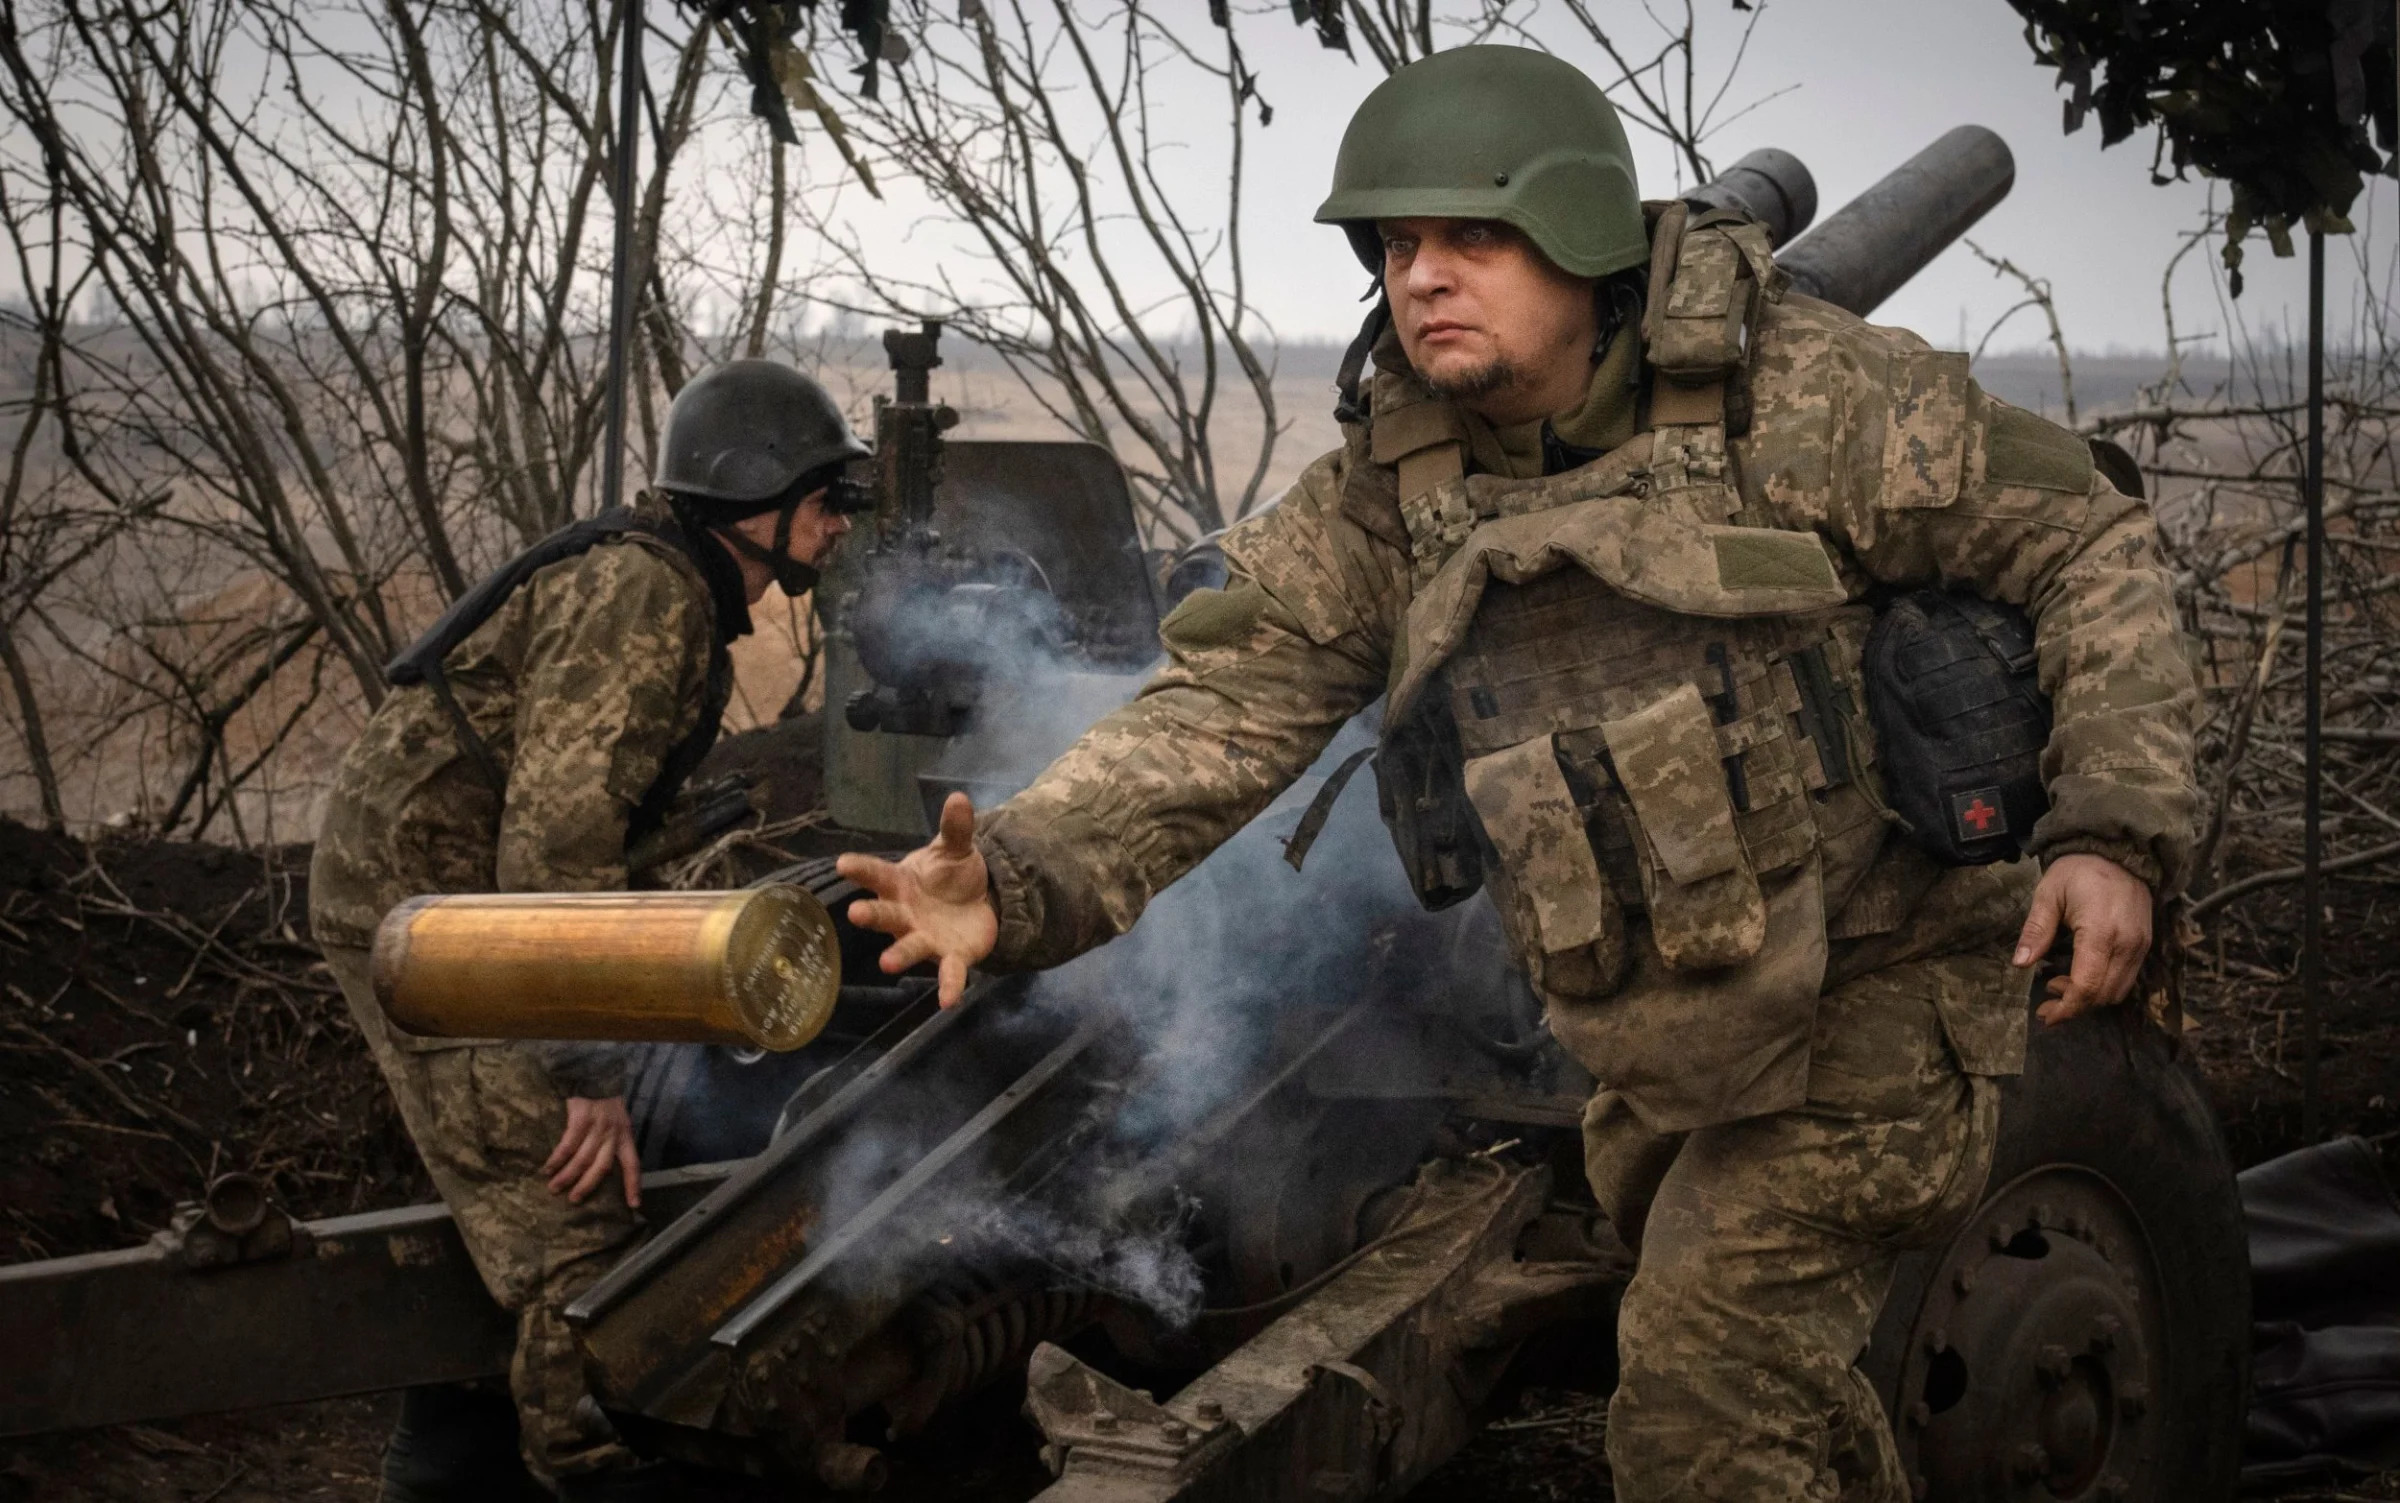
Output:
[1685,147,1818,248]
[1774,125,2015,317]
[372,887,840,1050]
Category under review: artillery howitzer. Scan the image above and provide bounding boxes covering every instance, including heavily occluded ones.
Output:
[1,129,2250,1503]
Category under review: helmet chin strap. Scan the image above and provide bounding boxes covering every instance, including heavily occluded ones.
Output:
[714,497,821,597]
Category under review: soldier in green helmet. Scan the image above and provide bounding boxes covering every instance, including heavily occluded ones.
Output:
[840,45,2195,1502]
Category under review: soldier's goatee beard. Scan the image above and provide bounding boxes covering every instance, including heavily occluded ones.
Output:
[1420,356,1519,404]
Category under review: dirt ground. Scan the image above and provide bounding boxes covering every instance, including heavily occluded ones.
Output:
[0,820,424,1266]
[2,808,2396,1502]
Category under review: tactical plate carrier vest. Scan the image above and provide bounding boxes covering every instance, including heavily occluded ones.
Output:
[1354,206,1919,1129]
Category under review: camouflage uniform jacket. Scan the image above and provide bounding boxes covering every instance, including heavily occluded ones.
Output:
[310,496,744,1096]
[979,255,2198,1132]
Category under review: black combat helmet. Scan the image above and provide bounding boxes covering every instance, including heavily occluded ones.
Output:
[655,359,870,506]
[656,360,872,597]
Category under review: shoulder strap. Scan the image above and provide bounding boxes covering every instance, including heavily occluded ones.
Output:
[1333,299,1390,425]
[628,622,735,848]
[1645,206,1784,525]
[385,507,648,688]
[383,506,662,797]
[1353,360,1471,581]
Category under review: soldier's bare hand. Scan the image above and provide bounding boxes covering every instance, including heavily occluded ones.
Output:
[545,1096,641,1208]
[837,793,999,1008]
[2014,853,2154,1027]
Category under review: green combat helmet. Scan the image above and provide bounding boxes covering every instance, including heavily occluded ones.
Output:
[1315,45,1646,280]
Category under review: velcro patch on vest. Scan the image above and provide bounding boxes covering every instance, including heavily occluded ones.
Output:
[1951,786,2009,841]
[1984,401,2096,494]
[1159,580,1272,652]
[1711,528,1840,593]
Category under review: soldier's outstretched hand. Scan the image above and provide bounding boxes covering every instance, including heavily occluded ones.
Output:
[837,793,999,1008]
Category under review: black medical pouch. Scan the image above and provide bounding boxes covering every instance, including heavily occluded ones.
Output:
[1863,589,2053,866]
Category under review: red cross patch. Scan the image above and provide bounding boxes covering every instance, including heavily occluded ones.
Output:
[1952,787,2008,841]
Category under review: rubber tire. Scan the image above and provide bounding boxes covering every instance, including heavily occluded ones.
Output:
[1863,1007,2252,1501]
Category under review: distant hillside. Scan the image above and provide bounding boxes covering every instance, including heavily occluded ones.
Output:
[1968,351,2268,418]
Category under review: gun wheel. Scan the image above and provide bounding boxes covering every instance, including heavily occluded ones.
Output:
[1866,1012,2250,1503]
[1892,1168,2161,1502]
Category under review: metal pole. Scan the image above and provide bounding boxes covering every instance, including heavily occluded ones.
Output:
[599,0,644,515]
[2302,227,2326,1143]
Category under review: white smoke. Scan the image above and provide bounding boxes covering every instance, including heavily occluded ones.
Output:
[795,568,1469,1333]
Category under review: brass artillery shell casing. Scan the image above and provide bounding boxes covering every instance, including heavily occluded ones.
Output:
[370,887,840,1050]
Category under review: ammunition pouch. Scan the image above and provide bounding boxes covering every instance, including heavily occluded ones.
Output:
[1863,589,2053,866]
[1432,597,1878,981]
[1462,734,1625,999]
[1595,681,1766,972]
[1640,202,1782,436]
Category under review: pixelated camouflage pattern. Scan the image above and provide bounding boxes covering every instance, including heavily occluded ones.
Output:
[309,509,724,1482]
[309,520,719,962]
[970,242,2168,1503]
[1600,681,1767,972]
[978,283,2197,1019]
[324,947,645,1482]
[1589,959,1998,1503]
[1462,738,1617,949]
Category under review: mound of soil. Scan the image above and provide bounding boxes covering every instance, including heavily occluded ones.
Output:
[0,818,421,1264]
[0,1398,390,1503]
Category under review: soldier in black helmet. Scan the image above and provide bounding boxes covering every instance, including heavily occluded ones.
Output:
[310,360,868,1502]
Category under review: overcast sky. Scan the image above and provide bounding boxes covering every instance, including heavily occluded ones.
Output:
[28,2,2386,367]
[1194,2,2395,358]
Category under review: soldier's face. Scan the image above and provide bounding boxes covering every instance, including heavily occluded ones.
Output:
[783,491,851,566]
[727,491,851,600]
[1379,217,1599,425]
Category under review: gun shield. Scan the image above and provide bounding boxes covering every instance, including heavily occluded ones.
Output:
[370,887,840,1050]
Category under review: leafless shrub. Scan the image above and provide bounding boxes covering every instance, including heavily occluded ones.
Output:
[0,0,834,834]
[2033,210,2400,970]
[1476,0,1788,188]
[0,0,1783,836]
[790,0,1295,542]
